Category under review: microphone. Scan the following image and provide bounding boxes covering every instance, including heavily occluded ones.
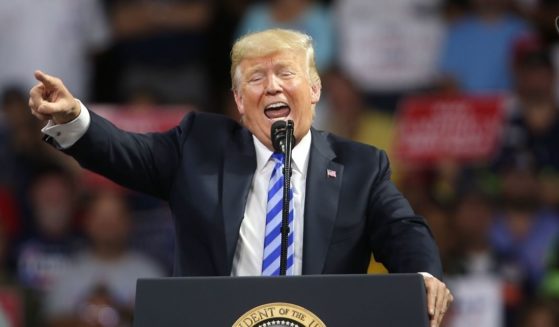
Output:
[556,16,559,34]
[269,120,295,276]
[271,120,293,153]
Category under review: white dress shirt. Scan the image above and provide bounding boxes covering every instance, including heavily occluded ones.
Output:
[231,131,311,276]
[42,103,311,276]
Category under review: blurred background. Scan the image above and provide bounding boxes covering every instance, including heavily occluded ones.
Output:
[0,0,559,326]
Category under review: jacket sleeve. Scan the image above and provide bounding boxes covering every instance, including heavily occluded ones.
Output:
[56,110,195,200]
[367,150,443,279]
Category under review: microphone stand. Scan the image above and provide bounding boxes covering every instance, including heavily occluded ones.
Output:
[280,120,294,276]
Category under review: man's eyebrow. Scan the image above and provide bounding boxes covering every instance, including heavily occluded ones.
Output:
[244,66,265,76]
[244,61,297,76]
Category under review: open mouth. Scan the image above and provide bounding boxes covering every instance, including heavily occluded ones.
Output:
[264,102,291,119]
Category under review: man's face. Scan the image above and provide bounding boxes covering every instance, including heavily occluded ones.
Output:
[234,50,320,149]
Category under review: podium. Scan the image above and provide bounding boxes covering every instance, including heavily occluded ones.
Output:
[134,274,429,327]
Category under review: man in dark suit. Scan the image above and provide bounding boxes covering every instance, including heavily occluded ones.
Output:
[29,29,452,326]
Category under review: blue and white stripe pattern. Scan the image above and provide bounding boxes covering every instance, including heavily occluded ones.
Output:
[262,152,294,276]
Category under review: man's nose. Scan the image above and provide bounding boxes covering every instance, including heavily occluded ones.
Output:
[265,75,282,94]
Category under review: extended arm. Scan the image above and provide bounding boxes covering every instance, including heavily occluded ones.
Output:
[62,109,185,199]
[29,71,186,200]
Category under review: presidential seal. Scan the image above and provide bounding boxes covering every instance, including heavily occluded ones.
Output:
[233,303,326,327]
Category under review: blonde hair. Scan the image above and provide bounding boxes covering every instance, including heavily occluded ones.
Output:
[230,28,321,91]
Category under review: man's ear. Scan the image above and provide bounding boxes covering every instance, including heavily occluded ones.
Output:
[310,83,321,104]
[233,89,245,115]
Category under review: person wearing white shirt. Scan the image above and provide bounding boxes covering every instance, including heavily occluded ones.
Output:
[0,0,110,101]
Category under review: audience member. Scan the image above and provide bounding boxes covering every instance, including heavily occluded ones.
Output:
[334,0,445,112]
[106,0,214,107]
[0,0,110,100]
[17,168,83,293]
[490,162,559,297]
[0,88,49,189]
[236,0,334,72]
[0,88,76,239]
[45,190,163,323]
[438,0,533,93]
[499,43,559,172]
[444,189,506,327]
[446,190,500,276]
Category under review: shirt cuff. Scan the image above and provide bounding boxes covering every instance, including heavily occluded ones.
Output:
[418,272,434,279]
[41,100,91,149]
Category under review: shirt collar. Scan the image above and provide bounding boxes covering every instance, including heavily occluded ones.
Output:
[253,130,312,175]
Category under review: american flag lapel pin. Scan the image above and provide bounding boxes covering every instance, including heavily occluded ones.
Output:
[326,169,337,179]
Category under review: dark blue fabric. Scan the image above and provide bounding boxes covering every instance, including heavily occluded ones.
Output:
[59,111,443,278]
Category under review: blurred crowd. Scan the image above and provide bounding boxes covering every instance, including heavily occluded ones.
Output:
[1,0,559,326]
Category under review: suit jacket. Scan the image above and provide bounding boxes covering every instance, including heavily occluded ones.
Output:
[62,111,443,278]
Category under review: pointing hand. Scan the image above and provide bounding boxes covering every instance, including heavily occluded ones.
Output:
[29,70,80,124]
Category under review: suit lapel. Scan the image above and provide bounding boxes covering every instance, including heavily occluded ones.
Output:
[303,129,344,274]
[222,128,256,274]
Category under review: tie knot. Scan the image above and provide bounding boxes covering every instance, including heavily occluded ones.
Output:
[271,152,284,164]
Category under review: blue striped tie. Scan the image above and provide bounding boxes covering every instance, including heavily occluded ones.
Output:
[262,152,294,276]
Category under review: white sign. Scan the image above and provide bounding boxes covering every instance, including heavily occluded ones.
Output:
[445,276,503,327]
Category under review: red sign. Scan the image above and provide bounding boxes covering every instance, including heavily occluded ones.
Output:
[91,105,193,132]
[394,95,505,165]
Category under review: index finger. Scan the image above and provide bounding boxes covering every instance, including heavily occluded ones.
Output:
[34,70,59,89]
[29,83,44,107]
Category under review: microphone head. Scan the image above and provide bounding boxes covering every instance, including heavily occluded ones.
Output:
[271,120,287,153]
